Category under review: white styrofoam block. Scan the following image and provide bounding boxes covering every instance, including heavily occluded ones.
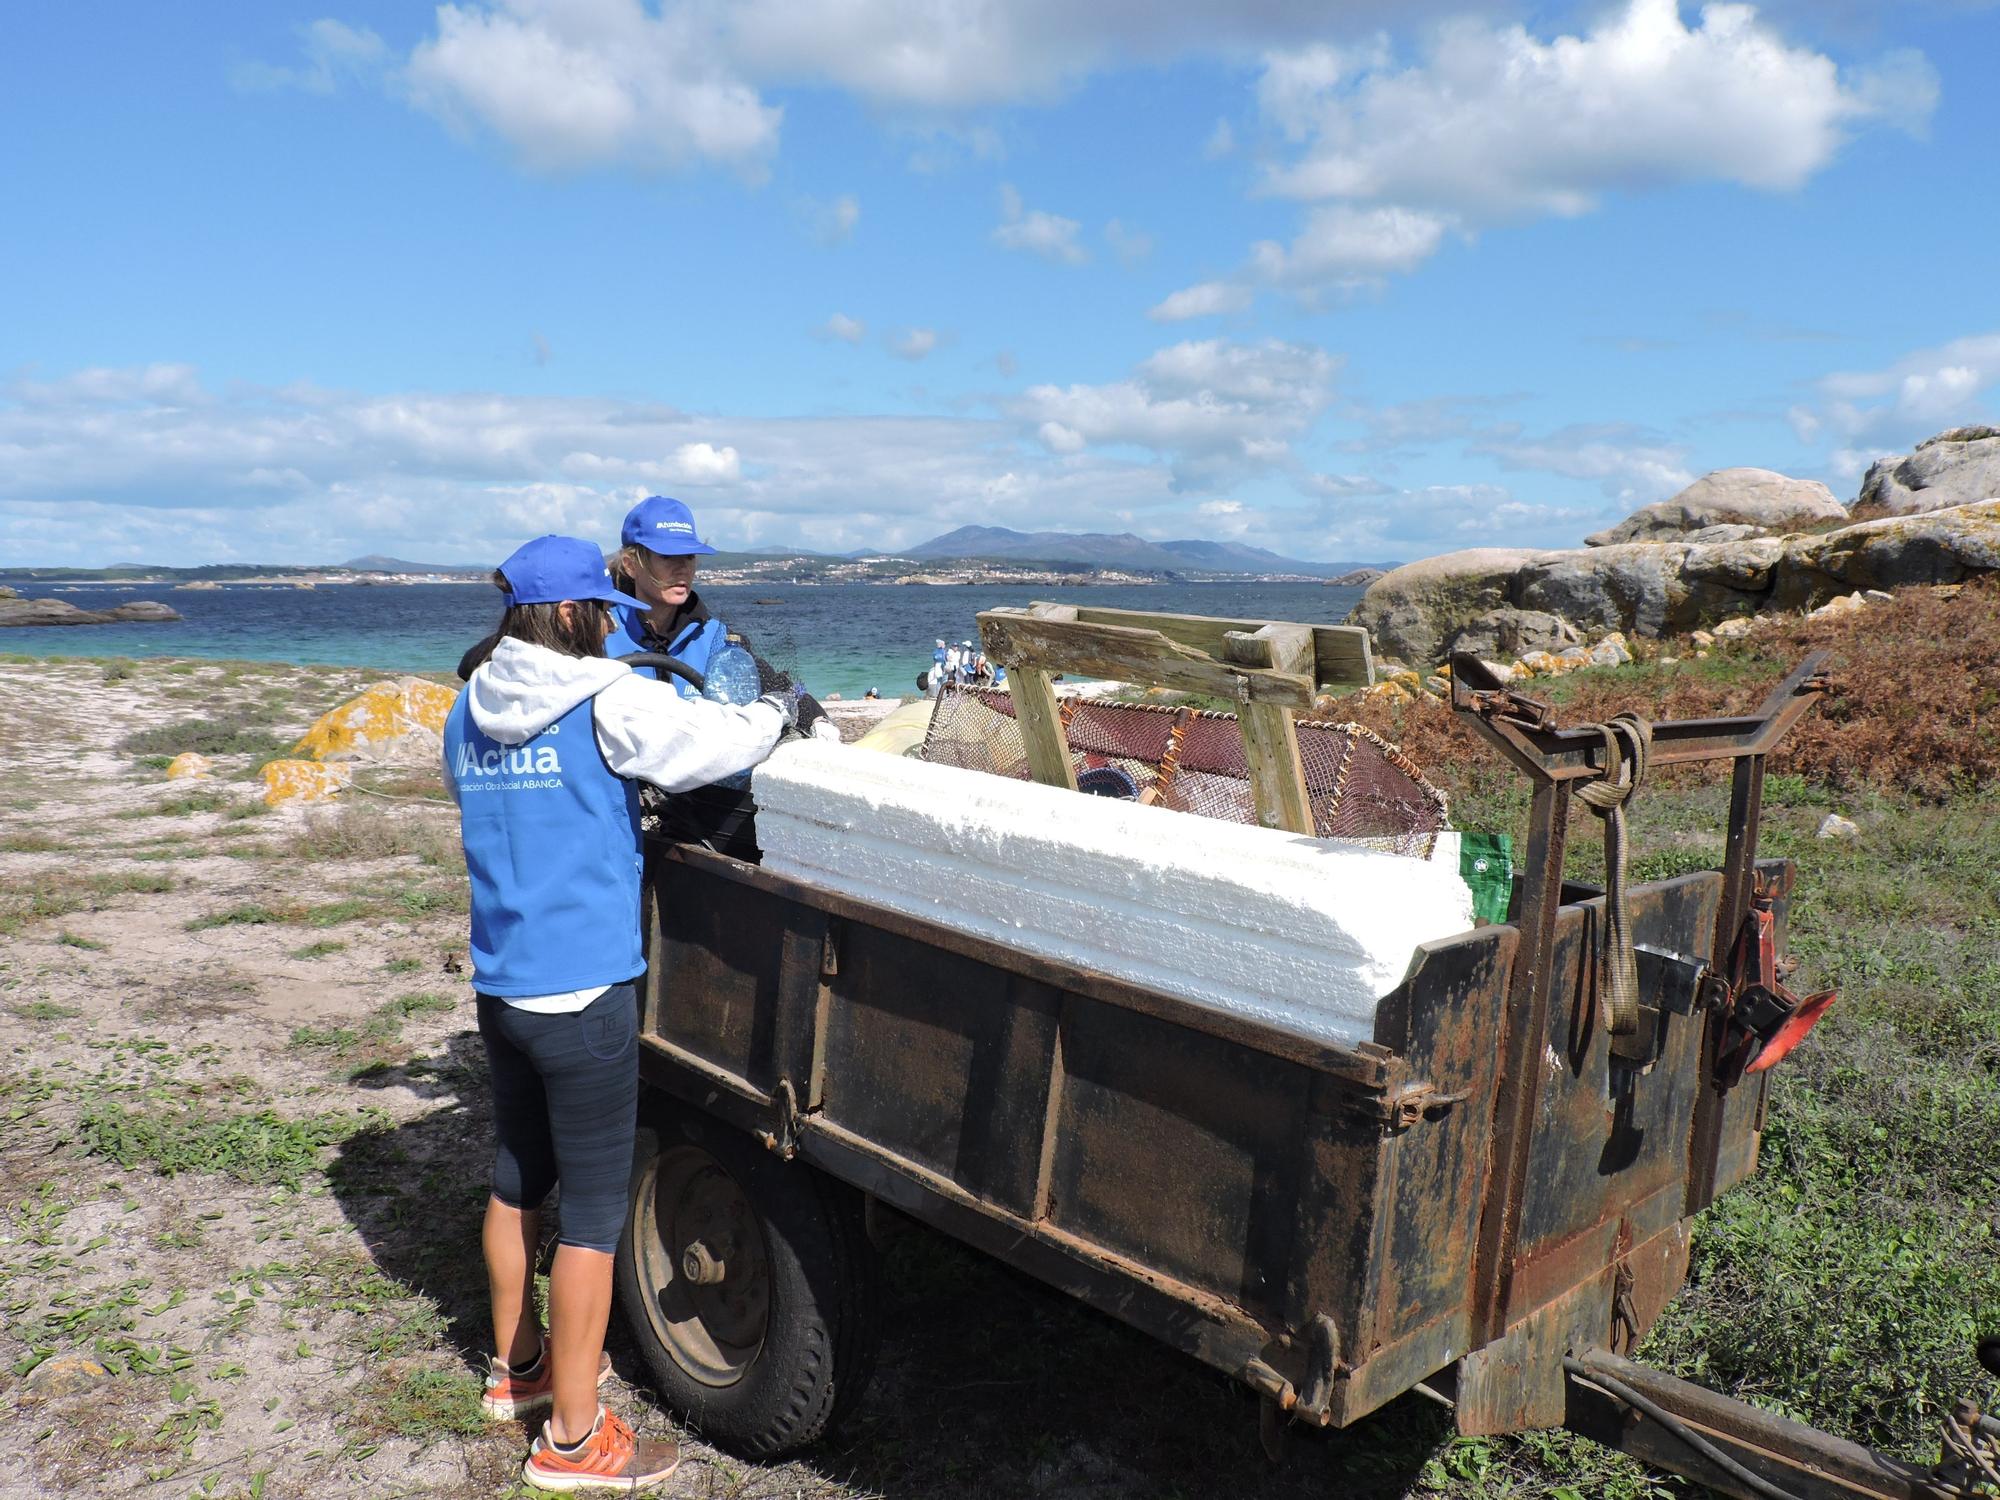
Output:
[752,740,1473,1047]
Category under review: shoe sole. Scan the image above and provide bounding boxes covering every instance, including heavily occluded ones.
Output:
[481,1354,613,1420]
[520,1456,681,1493]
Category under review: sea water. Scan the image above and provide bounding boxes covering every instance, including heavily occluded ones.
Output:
[0,579,1370,702]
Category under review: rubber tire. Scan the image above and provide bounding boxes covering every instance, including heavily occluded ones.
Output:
[615,1092,880,1456]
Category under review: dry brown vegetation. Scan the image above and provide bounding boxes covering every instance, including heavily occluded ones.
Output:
[1328,576,2000,802]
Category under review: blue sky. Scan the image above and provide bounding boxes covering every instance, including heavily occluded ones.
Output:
[3,0,1996,567]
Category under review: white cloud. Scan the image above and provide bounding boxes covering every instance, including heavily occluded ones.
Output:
[993,184,1088,265]
[889,328,939,360]
[819,313,866,344]
[308,1,1493,175]
[405,1,781,175]
[1203,118,1236,159]
[1103,219,1153,264]
[1249,204,1449,288]
[1149,282,1253,323]
[1470,422,1694,501]
[724,0,1449,111]
[1308,480,1602,554]
[1183,0,1941,303]
[800,192,860,244]
[0,362,1265,561]
[233,19,386,94]
[1803,331,2000,446]
[1017,338,1339,489]
[1260,0,1934,217]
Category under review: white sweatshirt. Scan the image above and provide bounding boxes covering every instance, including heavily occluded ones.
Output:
[450,637,787,799]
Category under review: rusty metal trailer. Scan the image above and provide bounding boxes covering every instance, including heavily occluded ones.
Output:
[611,650,1997,1499]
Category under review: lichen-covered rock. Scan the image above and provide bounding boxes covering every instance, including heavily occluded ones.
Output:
[165,752,214,780]
[1516,543,1695,636]
[1773,501,2000,607]
[1349,549,1540,667]
[1807,592,1871,620]
[26,1355,110,1394]
[1587,468,1845,545]
[1441,607,1578,661]
[261,759,353,805]
[293,677,457,765]
[1851,428,2000,520]
[1589,632,1634,667]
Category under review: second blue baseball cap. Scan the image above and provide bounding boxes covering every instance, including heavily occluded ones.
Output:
[498,535,648,611]
[622,495,718,556]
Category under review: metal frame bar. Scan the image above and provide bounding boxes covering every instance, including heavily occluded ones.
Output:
[1564,1348,1958,1500]
[1449,651,1830,1342]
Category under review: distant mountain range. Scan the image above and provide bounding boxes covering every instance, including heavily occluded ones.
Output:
[904,526,1390,578]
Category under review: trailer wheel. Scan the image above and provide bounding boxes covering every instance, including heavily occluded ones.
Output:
[616,1098,878,1456]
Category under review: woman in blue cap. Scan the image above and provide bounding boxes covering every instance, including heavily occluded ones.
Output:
[604,495,724,690]
[444,534,797,1492]
[607,495,833,857]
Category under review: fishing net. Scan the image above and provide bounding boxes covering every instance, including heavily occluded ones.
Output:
[918,685,1449,857]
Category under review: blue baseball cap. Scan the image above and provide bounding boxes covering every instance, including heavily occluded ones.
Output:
[498,535,648,611]
[621,495,717,556]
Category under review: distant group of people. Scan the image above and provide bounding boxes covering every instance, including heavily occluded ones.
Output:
[924,638,1005,694]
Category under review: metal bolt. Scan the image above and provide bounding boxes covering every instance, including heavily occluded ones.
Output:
[681,1241,727,1285]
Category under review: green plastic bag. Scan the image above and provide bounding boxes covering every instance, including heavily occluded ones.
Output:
[1458,831,1514,925]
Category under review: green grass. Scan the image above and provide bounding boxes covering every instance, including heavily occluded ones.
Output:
[1408,773,2000,1496]
[382,957,423,975]
[117,789,232,819]
[56,931,107,950]
[10,1001,82,1021]
[378,991,454,1022]
[288,939,346,960]
[359,1367,485,1439]
[0,870,175,937]
[116,709,291,763]
[73,1100,380,1190]
[184,897,373,932]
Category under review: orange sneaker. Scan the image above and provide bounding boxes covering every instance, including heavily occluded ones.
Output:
[482,1347,613,1420]
[522,1406,681,1493]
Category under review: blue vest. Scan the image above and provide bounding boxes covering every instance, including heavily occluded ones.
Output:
[605,604,726,700]
[444,690,644,997]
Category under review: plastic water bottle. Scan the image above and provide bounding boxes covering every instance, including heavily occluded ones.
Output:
[701,642,763,788]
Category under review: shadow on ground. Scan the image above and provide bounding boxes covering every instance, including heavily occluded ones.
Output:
[328,1032,1452,1499]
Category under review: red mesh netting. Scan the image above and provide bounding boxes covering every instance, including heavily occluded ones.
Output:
[918,686,1448,856]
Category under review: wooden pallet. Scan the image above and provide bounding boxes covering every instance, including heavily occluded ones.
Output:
[974,603,1375,836]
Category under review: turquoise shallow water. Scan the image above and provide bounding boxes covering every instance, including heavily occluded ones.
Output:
[1,579,1368,702]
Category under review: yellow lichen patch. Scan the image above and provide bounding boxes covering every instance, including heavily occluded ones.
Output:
[293,677,457,764]
[165,752,214,780]
[261,758,353,806]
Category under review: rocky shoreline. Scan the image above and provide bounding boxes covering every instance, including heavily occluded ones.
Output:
[1349,425,2000,670]
[0,587,181,628]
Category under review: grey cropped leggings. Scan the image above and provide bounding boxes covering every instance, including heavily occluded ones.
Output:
[476,982,639,1254]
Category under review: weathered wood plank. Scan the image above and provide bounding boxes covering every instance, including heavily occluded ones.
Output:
[1221,623,1313,676]
[1239,700,1314,834]
[978,611,1314,708]
[1056,605,1372,690]
[1007,664,1078,791]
